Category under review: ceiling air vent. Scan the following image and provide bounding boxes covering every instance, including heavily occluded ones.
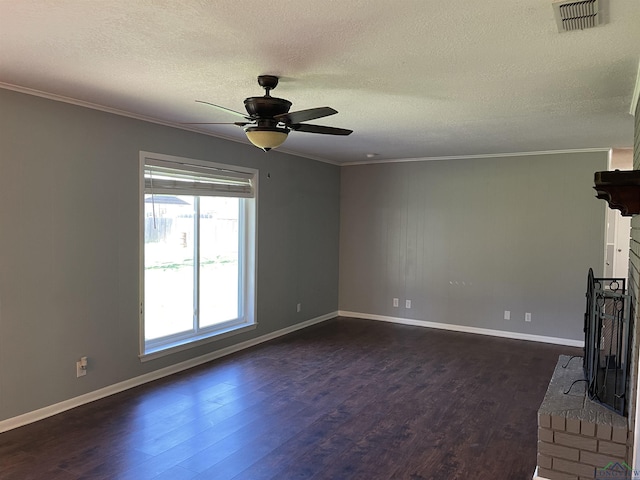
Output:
[553,0,601,32]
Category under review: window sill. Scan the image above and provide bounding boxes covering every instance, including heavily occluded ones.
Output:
[140,322,257,362]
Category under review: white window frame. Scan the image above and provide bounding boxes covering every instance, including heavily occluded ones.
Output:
[139,151,257,361]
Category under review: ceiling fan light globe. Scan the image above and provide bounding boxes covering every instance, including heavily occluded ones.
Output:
[245,127,288,151]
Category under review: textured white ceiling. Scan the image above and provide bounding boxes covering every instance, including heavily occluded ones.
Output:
[1,0,639,164]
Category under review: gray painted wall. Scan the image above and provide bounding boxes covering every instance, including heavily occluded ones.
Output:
[0,89,340,421]
[339,152,607,341]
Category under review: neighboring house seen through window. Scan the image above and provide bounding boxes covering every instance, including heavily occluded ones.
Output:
[140,152,257,359]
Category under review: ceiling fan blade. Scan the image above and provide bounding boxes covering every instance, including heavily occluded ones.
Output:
[290,123,353,136]
[182,122,251,126]
[275,107,337,125]
[195,100,251,120]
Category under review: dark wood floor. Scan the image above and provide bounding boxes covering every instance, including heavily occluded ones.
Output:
[0,317,579,480]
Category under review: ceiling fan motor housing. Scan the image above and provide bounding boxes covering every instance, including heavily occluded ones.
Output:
[190,75,351,152]
[243,96,292,119]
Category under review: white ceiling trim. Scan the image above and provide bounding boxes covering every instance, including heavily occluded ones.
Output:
[0,82,245,145]
[0,82,343,166]
[0,81,624,168]
[342,148,612,167]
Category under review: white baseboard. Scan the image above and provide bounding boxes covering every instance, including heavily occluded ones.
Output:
[0,311,337,434]
[338,311,584,348]
[532,466,550,480]
[1,310,580,433]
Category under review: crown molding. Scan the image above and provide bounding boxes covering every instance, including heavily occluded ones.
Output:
[0,82,340,166]
[630,58,640,116]
[0,81,625,168]
[0,81,247,142]
[341,148,612,166]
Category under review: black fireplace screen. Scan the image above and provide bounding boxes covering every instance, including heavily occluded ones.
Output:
[584,268,632,416]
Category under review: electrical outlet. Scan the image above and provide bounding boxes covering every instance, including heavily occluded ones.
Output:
[296,303,301,313]
[525,312,532,322]
[504,310,510,320]
[405,299,411,309]
[393,298,399,307]
[76,356,87,378]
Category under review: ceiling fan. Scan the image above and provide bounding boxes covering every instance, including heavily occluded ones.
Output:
[186,75,353,151]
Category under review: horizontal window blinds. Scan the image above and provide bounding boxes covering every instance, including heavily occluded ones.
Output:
[144,158,254,198]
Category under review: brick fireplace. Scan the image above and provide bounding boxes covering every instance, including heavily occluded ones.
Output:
[537,96,640,480]
[535,355,630,480]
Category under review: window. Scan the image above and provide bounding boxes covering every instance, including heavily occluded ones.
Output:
[140,152,257,359]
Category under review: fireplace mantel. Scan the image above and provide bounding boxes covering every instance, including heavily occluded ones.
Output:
[594,170,640,216]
